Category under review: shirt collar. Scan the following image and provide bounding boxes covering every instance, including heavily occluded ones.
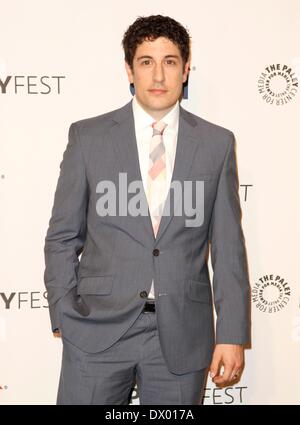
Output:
[132,95,179,132]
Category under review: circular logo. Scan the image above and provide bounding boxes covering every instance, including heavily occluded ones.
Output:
[257,64,298,105]
[252,274,291,313]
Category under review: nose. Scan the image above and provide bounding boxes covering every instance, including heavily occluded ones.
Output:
[153,63,165,83]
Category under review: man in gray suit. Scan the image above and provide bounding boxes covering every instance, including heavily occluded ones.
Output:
[44,15,250,405]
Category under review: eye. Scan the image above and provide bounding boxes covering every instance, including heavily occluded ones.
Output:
[166,60,176,65]
[141,60,151,65]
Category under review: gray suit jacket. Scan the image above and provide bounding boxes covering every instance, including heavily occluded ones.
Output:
[44,99,250,374]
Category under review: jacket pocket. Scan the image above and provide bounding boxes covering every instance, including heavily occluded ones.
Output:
[77,275,114,295]
[188,280,212,303]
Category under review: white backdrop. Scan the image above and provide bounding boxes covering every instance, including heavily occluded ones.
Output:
[0,0,299,404]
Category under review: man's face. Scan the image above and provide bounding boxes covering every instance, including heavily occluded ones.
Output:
[125,36,190,120]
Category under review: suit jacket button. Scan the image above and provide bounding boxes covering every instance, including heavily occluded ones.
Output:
[153,249,160,256]
[140,291,148,298]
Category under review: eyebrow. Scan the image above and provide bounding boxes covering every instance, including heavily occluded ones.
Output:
[136,55,180,61]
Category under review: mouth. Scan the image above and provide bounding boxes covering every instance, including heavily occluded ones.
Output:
[148,89,168,95]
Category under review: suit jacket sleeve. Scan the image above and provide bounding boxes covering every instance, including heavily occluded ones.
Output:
[44,123,88,332]
[208,131,251,345]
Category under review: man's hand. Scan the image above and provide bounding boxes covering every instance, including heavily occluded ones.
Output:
[53,329,62,338]
[209,344,244,387]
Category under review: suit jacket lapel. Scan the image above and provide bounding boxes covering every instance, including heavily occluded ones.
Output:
[155,105,199,243]
[109,100,154,243]
[109,99,200,245]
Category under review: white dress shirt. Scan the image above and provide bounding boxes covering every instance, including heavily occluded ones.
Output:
[131,95,179,299]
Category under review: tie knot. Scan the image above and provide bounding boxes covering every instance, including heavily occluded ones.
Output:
[152,120,167,136]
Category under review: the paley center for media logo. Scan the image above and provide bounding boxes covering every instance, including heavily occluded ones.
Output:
[257,63,298,105]
[252,274,291,313]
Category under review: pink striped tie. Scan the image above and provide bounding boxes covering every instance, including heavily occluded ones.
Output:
[147,120,168,238]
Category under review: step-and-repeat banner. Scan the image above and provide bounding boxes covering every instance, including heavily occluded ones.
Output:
[1,0,299,404]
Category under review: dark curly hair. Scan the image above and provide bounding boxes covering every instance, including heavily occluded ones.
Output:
[122,15,191,71]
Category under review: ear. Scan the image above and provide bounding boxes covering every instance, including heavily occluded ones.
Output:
[182,61,191,84]
[124,61,134,84]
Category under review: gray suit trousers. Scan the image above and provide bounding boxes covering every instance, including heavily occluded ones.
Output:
[57,309,207,405]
